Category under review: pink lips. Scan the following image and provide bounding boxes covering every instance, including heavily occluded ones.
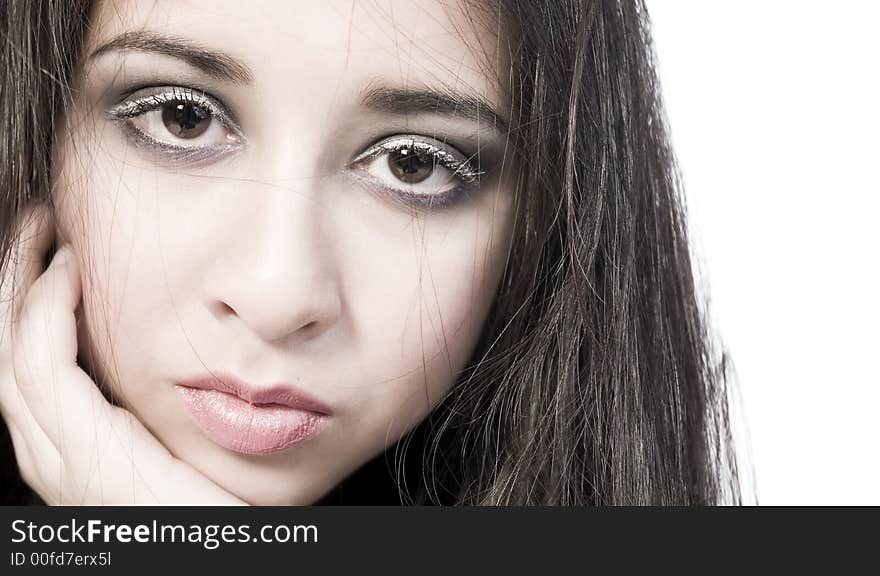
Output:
[175,373,331,455]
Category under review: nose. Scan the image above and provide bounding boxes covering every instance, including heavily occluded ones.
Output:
[203,183,342,347]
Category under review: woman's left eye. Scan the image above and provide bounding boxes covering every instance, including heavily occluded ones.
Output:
[107,86,242,158]
[348,136,484,208]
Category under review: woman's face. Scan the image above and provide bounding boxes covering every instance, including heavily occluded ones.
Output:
[52,0,514,504]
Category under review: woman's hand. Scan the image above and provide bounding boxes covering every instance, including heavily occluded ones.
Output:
[0,204,246,505]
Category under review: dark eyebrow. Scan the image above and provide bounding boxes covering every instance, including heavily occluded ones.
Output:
[89,31,254,84]
[360,84,509,133]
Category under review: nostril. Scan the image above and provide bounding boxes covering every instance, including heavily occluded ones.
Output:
[207,278,342,344]
[298,320,321,336]
[265,319,328,349]
[210,301,237,318]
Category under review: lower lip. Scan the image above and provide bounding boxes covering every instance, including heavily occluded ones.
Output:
[175,386,327,454]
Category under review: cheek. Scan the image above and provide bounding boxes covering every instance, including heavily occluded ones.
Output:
[53,149,187,406]
[341,198,512,443]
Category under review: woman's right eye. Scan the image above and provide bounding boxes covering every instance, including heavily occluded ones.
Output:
[107,86,242,154]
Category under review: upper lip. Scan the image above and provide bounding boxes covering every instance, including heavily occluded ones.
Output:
[176,372,332,415]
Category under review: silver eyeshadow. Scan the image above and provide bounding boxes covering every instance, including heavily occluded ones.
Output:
[107,85,241,134]
[106,86,243,167]
[105,86,487,208]
[350,136,484,183]
[348,135,486,209]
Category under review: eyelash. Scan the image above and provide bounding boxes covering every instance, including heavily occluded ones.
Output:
[107,86,243,165]
[106,85,486,209]
[348,136,485,209]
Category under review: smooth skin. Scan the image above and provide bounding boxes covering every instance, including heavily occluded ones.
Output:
[0,205,244,504]
[1,0,514,505]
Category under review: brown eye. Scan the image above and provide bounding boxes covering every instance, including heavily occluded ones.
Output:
[161,102,212,139]
[387,147,435,184]
[350,135,483,205]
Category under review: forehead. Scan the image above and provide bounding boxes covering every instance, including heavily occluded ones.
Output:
[88,0,505,105]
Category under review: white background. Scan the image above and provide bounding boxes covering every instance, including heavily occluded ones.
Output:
[648,1,879,504]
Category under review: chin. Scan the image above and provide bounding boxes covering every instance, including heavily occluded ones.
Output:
[169,436,341,505]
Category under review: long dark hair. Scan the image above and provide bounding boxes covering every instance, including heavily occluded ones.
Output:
[1,0,741,505]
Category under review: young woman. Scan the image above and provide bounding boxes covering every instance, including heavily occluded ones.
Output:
[0,0,741,505]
